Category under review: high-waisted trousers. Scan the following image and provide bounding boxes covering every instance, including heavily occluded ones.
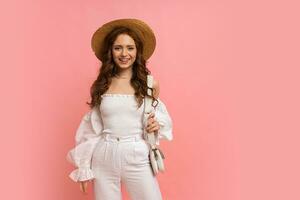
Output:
[91,133,162,200]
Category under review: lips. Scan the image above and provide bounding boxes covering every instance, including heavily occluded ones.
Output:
[119,58,130,63]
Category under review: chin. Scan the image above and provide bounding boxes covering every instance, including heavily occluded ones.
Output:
[117,63,133,69]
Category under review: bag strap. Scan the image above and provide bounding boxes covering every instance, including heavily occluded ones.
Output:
[143,75,158,146]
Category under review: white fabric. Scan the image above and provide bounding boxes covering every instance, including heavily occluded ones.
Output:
[99,94,144,136]
[66,94,173,183]
[92,133,162,200]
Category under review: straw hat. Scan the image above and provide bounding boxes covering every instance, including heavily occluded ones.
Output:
[91,18,156,61]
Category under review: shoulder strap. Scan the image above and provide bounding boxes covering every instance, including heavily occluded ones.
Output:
[143,75,158,145]
[147,75,154,89]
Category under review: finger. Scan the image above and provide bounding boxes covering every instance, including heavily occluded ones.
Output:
[147,118,155,126]
[83,182,88,193]
[146,125,155,133]
[79,182,84,192]
[148,116,158,124]
[149,126,159,133]
[146,122,154,130]
[148,113,155,119]
[147,119,158,127]
[147,122,156,130]
[147,123,160,133]
[79,181,88,194]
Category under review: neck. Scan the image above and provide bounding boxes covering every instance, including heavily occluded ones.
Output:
[115,67,132,79]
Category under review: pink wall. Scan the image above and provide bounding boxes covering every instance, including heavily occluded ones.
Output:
[1,0,300,199]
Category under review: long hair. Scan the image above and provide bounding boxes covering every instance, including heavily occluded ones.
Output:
[87,26,158,109]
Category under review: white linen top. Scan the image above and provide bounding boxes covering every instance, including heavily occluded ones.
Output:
[99,93,144,136]
[66,94,173,182]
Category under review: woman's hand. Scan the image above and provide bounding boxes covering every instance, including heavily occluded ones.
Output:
[79,180,90,194]
[146,113,160,134]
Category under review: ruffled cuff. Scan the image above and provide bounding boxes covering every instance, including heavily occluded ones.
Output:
[69,167,95,182]
[154,121,173,145]
[154,99,173,145]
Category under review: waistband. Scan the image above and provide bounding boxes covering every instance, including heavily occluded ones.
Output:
[101,133,145,142]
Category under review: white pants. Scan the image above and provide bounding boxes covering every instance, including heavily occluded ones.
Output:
[91,133,162,200]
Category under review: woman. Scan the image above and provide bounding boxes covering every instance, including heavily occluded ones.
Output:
[66,18,173,200]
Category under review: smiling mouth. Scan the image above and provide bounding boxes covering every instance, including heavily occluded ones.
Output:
[119,58,130,63]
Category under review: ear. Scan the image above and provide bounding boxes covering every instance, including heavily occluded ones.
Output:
[152,78,160,99]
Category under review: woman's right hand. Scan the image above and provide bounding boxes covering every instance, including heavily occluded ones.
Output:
[79,180,89,194]
[146,113,160,134]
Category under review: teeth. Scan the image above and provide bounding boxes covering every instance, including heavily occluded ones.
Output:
[120,58,129,61]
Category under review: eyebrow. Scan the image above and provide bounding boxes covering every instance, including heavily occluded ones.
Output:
[113,44,136,47]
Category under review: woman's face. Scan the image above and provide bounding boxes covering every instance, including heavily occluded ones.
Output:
[112,33,137,70]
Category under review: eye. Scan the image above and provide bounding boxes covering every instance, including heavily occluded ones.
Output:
[128,47,135,50]
[114,47,121,50]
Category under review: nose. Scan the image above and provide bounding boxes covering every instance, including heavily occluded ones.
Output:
[121,49,128,56]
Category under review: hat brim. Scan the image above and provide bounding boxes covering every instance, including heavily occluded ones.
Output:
[91,18,156,61]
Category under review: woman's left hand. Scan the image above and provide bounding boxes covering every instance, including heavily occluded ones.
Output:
[146,113,160,134]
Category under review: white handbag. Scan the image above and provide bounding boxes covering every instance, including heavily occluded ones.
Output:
[143,75,165,175]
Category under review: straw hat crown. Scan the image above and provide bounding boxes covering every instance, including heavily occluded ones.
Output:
[91,18,156,61]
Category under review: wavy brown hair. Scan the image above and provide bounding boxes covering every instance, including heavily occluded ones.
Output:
[87,26,158,109]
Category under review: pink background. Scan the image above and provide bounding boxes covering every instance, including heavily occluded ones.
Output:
[1,0,300,199]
